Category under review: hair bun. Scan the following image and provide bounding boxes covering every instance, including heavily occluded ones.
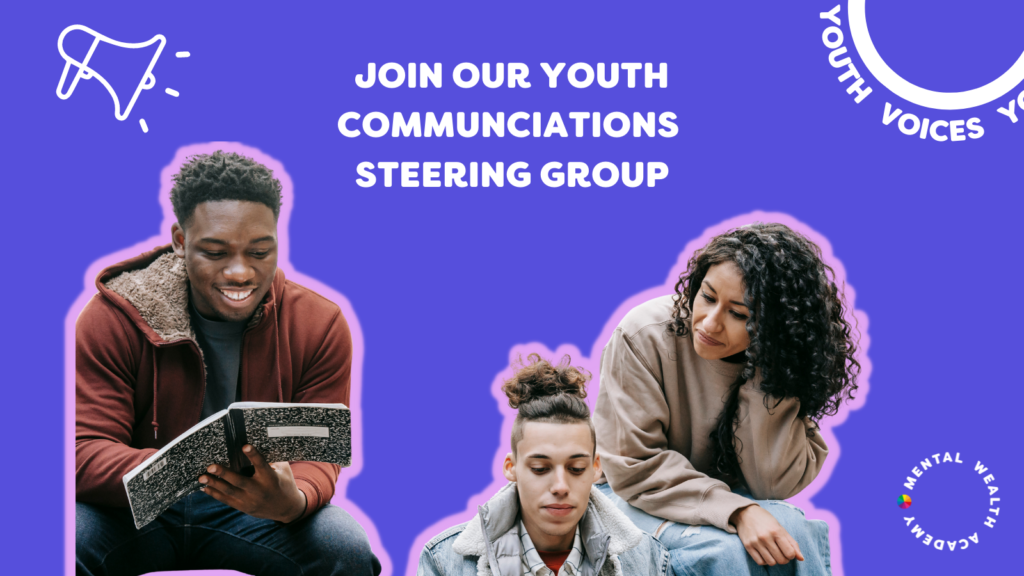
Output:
[502,353,591,409]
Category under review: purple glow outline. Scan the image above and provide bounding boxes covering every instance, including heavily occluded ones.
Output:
[403,211,871,576]
[64,142,393,576]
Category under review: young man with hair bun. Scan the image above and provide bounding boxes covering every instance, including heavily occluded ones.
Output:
[417,354,669,576]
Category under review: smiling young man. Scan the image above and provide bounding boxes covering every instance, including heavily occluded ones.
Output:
[75,151,380,575]
[417,355,669,576]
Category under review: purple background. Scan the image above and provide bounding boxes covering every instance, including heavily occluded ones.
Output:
[2,1,1021,574]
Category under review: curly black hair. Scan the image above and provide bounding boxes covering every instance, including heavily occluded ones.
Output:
[502,353,594,457]
[669,222,860,481]
[170,150,283,227]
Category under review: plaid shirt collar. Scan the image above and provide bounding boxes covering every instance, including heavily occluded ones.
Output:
[518,519,584,576]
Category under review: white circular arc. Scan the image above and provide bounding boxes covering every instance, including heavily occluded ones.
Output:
[848,0,1024,110]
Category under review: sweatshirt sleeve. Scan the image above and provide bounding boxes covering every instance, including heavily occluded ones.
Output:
[76,296,158,507]
[288,307,352,519]
[733,383,828,500]
[595,327,756,533]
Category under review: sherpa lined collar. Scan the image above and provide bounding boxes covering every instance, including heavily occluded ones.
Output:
[452,482,644,576]
[94,244,283,440]
[96,244,278,346]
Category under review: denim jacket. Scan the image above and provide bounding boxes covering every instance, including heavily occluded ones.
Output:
[417,483,671,576]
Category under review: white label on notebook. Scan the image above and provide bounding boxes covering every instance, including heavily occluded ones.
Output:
[143,458,168,481]
[267,426,329,438]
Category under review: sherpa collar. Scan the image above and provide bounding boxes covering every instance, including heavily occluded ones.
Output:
[93,244,282,441]
[452,482,644,576]
[98,245,274,346]
[104,251,196,344]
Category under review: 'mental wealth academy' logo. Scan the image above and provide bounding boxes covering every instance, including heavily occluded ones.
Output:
[819,2,1024,142]
[899,452,1002,552]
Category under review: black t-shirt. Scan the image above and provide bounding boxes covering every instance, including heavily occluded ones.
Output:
[189,298,247,420]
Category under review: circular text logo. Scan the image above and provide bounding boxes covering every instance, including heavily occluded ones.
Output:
[898,452,1001,551]
[819,2,1024,142]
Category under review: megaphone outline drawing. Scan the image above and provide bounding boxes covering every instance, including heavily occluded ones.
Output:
[56,24,166,121]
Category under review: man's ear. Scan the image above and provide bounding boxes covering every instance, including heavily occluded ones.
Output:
[503,452,517,482]
[592,452,602,483]
[171,222,186,257]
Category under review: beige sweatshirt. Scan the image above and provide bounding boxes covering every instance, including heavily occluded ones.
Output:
[594,295,827,533]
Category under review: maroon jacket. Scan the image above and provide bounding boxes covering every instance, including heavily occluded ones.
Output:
[76,245,351,519]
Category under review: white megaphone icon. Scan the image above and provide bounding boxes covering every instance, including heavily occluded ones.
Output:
[57,24,166,121]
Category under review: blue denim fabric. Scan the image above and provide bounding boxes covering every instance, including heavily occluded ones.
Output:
[595,484,831,576]
[416,522,484,576]
[416,521,672,576]
[76,492,381,576]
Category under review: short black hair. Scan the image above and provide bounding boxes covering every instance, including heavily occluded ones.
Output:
[170,150,283,227]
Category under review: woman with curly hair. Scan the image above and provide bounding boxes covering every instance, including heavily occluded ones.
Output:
[594,222,859,576]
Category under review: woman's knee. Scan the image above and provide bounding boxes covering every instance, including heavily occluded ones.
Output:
[759,501,823,544]
[667,529,753,576]
[757,501,831,570]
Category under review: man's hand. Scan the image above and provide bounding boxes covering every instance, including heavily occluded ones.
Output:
[199,445,307,523]
[730,504,805,566]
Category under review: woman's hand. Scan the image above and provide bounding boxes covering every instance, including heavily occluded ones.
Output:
[730,504,805,566]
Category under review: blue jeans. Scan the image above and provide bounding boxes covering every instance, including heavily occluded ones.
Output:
[595,483,831,576]
[76,492,381,576]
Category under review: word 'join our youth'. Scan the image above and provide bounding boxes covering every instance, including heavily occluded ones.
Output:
[355,62,668,89]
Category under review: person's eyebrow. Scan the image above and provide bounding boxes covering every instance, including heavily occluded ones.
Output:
[704,281,748,308]
[569,453,591,459]
[249,236,275,244]
[526,454,551,460]
[197,238,227,245]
